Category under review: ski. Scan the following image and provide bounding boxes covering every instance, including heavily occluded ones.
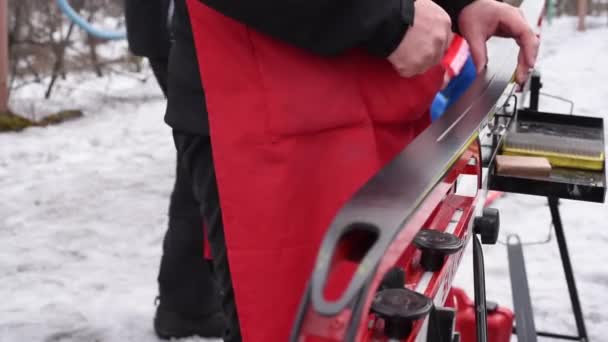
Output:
[291,1,546,341]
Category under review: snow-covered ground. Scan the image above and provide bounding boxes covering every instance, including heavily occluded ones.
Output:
[1,16,607,342]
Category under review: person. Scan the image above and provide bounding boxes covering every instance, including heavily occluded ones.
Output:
[171,0,540,340]
[124,0,171,95]
[124,0,224,339]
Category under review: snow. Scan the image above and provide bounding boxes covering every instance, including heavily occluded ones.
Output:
[1,67,179,341]
[1,16,607,342]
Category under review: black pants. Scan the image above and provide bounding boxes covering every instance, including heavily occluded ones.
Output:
[152,56,223,321]
[172,131,242,342]
[156,150,223,318]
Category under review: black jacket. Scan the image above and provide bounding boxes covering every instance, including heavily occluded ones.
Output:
[201,0,472,58]
[164,0,210,134]
[165,0,474,135]
[124,0,172,59]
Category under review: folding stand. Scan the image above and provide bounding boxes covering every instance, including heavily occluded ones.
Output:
[511,72,589,342]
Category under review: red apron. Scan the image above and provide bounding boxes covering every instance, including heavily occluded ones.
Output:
[186,1,444,340]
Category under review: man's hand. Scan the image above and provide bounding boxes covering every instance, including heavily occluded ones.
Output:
[387,0,452,78]
[458,0,540,84]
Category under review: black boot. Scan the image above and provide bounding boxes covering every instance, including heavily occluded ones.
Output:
[154,301,225,339]
[156,223,225,339]
[156,186,225,339]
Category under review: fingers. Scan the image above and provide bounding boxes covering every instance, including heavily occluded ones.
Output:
[387,0,453,78]
[458,1,540,82]
[518,30,540,69]
[395,56,440,78]
[430,21,453,69]
[447,31,456,44]
[515,50,530,84]
[499,7,540,71]
[500,7,539,84]
[444,31,456,59]
[433,34,448,66]
[467,32,488,73]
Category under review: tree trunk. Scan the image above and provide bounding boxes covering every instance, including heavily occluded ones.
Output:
[577,0,588,31]
[0,0,9,113]
[84,11,103,78]
[45,22,75,99]
[88,36,103,77]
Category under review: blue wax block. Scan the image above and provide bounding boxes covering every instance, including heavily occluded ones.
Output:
[431,93,448,122]
[444,56,477,107]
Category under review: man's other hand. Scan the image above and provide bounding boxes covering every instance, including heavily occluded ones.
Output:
[387,0,452,78]
[458,0,540,85]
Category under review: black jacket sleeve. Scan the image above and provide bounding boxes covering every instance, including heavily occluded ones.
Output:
[434,0,476,33]
[199,0,414,58]
[124,0,172,58]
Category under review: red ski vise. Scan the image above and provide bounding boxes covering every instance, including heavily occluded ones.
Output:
[291,140,485,342]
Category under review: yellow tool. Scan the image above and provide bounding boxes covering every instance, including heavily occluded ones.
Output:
[502,131,605,171]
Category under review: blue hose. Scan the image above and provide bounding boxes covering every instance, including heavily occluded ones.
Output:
[56,0,126,40]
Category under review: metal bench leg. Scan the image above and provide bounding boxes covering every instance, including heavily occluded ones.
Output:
[548,197,589,342]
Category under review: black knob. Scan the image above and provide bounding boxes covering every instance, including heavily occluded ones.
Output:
[427,306,457,342]
[380,267,406,291]
[473,208,500,245]
[413,230,465,272]
[371,288,433,340]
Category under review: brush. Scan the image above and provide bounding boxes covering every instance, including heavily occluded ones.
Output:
[502,131,605,171]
